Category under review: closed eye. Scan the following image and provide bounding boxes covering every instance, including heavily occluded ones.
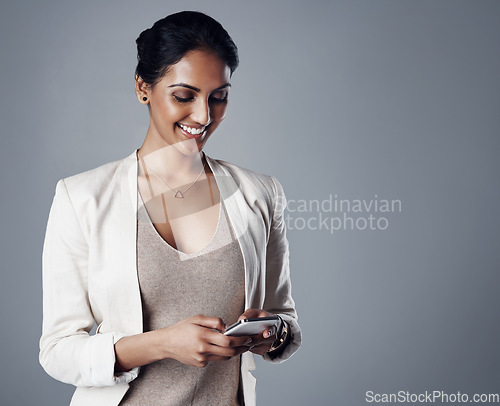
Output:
[173,95,194,103]
[210,90,228,103]
[210,95,228,103]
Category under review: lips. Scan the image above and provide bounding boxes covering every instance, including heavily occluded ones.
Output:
[177,123,207,139]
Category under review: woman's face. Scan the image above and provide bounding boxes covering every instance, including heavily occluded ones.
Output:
[138,49,231,156]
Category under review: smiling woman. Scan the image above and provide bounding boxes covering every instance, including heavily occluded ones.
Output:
[137,50,231,157]
[39,11,301,406]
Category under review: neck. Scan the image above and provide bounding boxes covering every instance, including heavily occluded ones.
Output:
[137,139,206,180]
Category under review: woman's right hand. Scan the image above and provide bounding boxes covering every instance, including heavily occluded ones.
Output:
[158,314,252,367]
[115,314,252,370]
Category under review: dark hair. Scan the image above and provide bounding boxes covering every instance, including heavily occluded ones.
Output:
[135,11,239,86]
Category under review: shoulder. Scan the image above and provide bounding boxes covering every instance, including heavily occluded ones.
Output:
[58,151,136,200]
[207,155,286,213]
[209,156,281,194]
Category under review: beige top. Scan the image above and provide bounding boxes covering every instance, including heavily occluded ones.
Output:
[119,191,246,406]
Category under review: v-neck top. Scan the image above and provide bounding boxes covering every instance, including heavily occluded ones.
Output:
[118,190,246,406]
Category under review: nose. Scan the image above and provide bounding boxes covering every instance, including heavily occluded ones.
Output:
[191,97,211,126]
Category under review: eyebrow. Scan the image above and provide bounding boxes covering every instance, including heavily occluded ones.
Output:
[167,83,231,92]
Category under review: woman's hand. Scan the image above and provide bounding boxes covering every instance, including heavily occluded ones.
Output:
[159,314,251,367]
[115,314,252,370]
[237,309,279,355]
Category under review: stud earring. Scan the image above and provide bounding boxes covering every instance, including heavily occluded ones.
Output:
[142,97,148,101]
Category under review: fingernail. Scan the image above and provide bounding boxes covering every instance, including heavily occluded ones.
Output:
[264,331,270,338]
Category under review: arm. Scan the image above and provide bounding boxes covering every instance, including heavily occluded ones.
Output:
[235,176,302,362]
[39,179,134,387]
[261,175,301,362]
[114,315,251,370]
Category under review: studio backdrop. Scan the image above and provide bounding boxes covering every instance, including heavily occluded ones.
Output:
[1,1,499,405]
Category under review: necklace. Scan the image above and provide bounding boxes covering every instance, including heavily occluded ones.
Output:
[138,153,206,199]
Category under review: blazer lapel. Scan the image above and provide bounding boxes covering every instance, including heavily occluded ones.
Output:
[109,150,143,334]
[204,153,258,309]
[107,150,260,334]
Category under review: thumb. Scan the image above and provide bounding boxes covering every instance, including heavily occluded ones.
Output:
[192,315,226,332]
[264,325,278,338]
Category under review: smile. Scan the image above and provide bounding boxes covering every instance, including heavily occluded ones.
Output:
[177,123,206,135]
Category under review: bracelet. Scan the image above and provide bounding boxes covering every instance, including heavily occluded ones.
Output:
[268,316,288,353]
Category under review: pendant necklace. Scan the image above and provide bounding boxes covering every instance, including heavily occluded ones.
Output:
[138,154,206,199]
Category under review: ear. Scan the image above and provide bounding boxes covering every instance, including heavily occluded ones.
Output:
[135,75,150,105]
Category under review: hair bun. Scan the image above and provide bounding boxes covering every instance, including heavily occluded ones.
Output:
[135,11,238,85]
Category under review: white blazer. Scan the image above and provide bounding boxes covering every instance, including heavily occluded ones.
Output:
[40,150,301,406]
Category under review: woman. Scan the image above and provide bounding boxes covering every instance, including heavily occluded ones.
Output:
[40,11,301,406]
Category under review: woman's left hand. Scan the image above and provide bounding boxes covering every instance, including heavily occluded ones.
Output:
[237,309,279,355]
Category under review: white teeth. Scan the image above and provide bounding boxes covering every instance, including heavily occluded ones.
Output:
[179,124,205,135]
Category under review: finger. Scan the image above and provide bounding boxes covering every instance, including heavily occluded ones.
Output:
[191,314,226,332]
[205,330,252,348]
[238,308,272,322]
[243,324,276,343]
[205,345,250,363]
[249,343,273,355]
[229,345,252,356]
[237,309,260,322]
[205,345,250,362]
[264,324,278,338]
[202,342,247,359]
[247,332,275,348]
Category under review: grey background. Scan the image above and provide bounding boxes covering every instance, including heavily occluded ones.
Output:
[1,0,499,405]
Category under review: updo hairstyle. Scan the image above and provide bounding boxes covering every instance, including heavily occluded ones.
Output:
[135,11,239,86]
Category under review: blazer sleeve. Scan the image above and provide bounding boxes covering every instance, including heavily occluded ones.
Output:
[39,179,138,387]
[262,175,302,363]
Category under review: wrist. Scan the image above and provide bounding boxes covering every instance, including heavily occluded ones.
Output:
[151,328,172,361]
[114,358,132,373]
[114,329,167,370]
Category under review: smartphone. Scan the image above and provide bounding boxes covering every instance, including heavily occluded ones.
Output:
[223,316,279,337]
